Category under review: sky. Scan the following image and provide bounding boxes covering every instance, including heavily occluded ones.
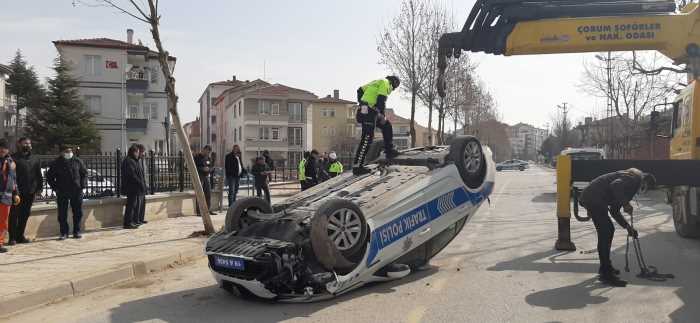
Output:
[1,0,609,131]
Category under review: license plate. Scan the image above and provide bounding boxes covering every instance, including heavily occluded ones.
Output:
[213,255,245,271]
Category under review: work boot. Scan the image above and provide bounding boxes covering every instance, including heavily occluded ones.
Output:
[58,235,68,241]
[598,273,628,287]
[352,167,372,176]
[0,246,7,253]
[385,147,400,159]
[599,267,621,276]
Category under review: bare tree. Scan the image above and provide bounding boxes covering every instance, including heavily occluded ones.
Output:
[416,2,451,145]
[377,0,431,147]
[580,52,682,157]
[76,0,215,234]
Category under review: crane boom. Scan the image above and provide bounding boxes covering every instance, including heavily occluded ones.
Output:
[437,0,700,96]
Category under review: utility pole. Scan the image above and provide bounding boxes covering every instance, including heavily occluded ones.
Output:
[557,102,569,150]
[605,51,614,158]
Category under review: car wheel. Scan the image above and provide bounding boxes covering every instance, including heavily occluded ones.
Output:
[311,198,369,274]
[224,197,273,232]
[519,166,525,171]
[448,136,487,189]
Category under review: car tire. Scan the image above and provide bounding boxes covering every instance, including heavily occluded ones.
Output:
[448,136,487,189]
[224,197,273,232]
[672,190,700,238]
[311,198,369,274]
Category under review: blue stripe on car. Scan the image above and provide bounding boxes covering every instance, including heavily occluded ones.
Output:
[366,182,494,266]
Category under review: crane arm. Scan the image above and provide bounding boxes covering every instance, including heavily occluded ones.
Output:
[437,0,700,96]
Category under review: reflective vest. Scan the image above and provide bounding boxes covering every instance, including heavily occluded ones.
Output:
[298,158,307,181]
[328,161,343,175]
[360,79,393,108]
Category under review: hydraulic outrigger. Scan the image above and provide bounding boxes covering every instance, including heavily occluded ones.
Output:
[438,0,700,249]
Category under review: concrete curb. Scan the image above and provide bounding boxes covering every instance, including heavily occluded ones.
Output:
[0,244,206,319]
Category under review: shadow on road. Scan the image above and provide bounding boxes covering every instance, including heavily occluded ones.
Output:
[107,266,439,323]
[487,231,700,320]
[531,192,556,203]
[525,277,611,310]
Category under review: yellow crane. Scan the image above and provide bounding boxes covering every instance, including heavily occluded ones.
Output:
[438,0,700,250]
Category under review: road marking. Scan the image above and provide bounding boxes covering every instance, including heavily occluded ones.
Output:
[406,306,427,323]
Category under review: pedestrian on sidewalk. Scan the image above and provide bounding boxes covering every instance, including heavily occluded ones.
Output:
[305,150,320,189]
[46,145,87,240]
[252,156,271,204]
[327,152,343,178]
[121,145,147,229]
[0,139,18,253]
[135,144,148,225]
[194,145,215,216]
[224,145,246,207]
[9,137,42,245]
[579,168,643,287]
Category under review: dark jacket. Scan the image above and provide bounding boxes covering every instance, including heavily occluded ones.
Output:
[225,152,246,178]
[581,170,641,227]
[305,157,318,183]
[121,156,147,195]
[46,156,87,195]
[251,163,269,184]
[263,155,275,171]
[12,151,42,195]
[194,153,212,178]
[0,156,17,206]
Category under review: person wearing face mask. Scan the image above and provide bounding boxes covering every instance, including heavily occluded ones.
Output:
[46,145,88,240]
[0,139,19,253]
[8,138,43,245]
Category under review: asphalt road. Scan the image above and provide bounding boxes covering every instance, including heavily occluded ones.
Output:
[9,166,700,323]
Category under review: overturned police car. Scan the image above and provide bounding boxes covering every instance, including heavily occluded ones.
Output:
[205,136,495,302]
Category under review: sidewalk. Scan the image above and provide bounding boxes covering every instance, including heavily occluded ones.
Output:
[0,196,288,318]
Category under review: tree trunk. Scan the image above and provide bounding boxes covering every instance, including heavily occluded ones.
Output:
[427,95,433,146]
[410,91,417,147]
[147,1,215,234]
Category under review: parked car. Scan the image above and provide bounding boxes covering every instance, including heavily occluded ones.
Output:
[496,159,526,171]
[40,168,115,199]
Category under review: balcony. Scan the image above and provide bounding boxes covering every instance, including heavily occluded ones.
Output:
[126,118,148,133]
[126,69,148,93]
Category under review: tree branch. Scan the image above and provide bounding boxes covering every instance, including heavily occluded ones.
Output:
[632,51,687,75]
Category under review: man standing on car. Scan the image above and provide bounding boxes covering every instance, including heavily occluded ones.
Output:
[46,145,87,240]
[353,75,401,175]
[135,144,148,225]
[194,145,215,216]
[224,145,246,207]
[580,168,643,287]
[8,137,42,245]
[121,145,146,229]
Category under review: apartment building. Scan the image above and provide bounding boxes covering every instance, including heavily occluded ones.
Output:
[508,122,547,160]
[383,109,432,149]
[53,29,176,153]
[310,90,357,155]
[198,77,245,150]
[0,64,19,142]
[215,82,317,168]
[183,117,201,151]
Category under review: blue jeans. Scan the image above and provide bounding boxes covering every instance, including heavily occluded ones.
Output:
[226,176,240,207]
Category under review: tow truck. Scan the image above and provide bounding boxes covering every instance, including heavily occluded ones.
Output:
[437,0,700,249]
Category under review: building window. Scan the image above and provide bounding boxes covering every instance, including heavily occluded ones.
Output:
[346,124,355,137]
[330,127,337,136]
[321,108,335,118]
[288,102,302,122]
[129,104,139,119]
[234,129,237,143]
[289,127,303,146]
[150,69,159,84]
[83,55,102,76]
[321,126,328,136]
[239,104,242,117]
[271,127,280,140]
[143,104,150,119]
[258,100,271,115]
[271,103,280,116]
[150,103,159,120]
[212,134,217,143]
[84,96,102,115]
[288,152,302,169]
[399,126,409,134]
[259,127,269,140]
[239,126,242,141]
[347,107,355,119]
[395,138,409,150]
[211,115,217,125]
[233,103,237,118]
